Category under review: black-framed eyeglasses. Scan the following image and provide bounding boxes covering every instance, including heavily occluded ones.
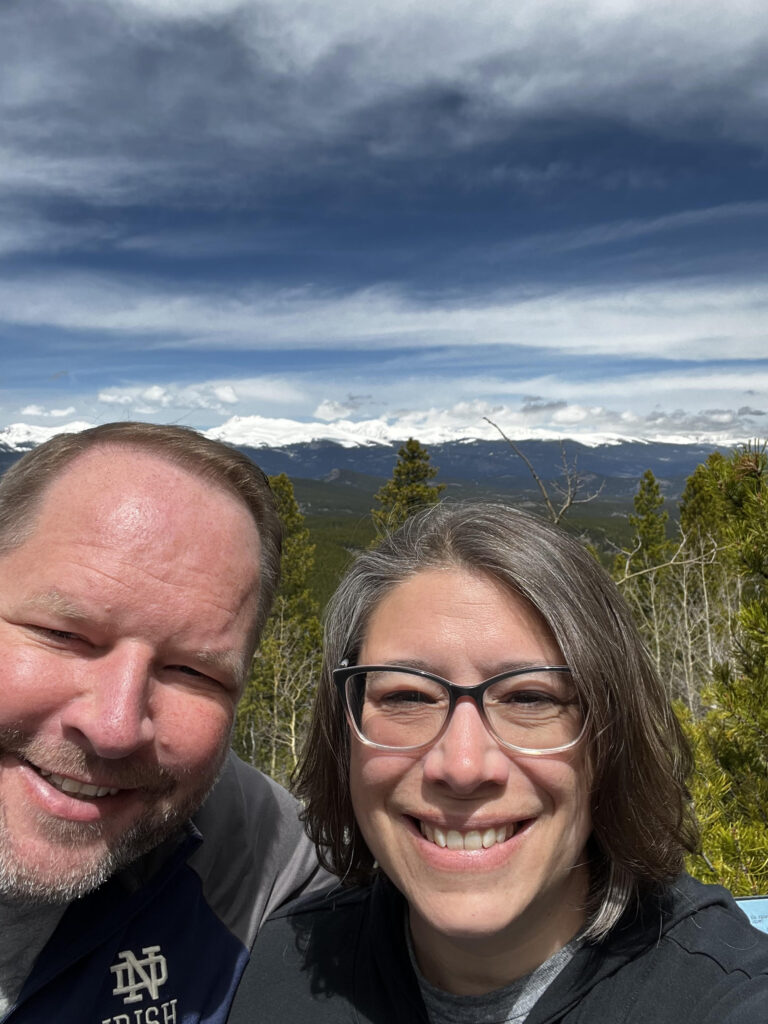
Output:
[333,663,586,755]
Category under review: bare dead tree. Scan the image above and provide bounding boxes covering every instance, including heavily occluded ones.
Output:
[611,532,740,710]
[484,418,604,524]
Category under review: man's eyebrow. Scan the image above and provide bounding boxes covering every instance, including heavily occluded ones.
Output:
[18,589,92,621]
[189,647,248,685]
[19,591,248,683]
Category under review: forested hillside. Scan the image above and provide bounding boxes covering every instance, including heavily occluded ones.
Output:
[234,438,768,897]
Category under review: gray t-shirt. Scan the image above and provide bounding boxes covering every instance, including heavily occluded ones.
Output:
[0,900,65,1015]
[408,924,579,1024]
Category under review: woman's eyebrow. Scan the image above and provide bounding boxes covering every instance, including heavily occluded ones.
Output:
[361,658,436,672]
[361,658,553,674]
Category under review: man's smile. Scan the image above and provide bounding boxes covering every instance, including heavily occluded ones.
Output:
[34,766,121,800]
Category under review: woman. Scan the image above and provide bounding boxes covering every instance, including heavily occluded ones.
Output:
[232,503,768,1023]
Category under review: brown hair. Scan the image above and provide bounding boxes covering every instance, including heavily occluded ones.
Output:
[295,501,698,940]
[0,421,282,642]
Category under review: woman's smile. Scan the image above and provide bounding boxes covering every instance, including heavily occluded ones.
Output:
[349,567,592,970]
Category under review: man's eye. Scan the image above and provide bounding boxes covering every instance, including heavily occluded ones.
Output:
[37,627,82,643]
[167,665,234,693]
[170,665,206,678]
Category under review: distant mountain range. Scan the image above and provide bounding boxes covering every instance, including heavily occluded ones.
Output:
[237,437,722,488]
[239,438,728,512]
[0,429,729,516]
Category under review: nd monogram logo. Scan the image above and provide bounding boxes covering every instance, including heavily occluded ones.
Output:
[110,946,169,1004]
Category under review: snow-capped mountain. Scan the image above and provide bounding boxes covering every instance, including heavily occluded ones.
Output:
[0,414,748,454]
[0,418,733,504]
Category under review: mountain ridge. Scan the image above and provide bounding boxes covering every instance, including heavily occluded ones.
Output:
[0,432,730,507]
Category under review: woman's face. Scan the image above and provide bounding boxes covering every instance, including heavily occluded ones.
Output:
[349,567,593,980]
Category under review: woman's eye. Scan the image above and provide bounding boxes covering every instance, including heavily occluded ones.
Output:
[505,690,558,706]
[381,689,434,705]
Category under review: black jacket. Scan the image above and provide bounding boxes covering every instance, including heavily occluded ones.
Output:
[231,873,768,1023]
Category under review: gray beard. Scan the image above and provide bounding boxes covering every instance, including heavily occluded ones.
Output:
[0,731,226,906]
[0,802,182,905]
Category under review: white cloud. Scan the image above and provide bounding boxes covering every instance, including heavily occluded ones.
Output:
[552,405,592,425]
[20,403,76,418]
[4,386,765,447]
[315,399,355,421]
[141,385,165,402]
[0,149,143,204]
[96,376,305,416]
[97,383,224,413]
[489,202,768,261]
[213,384,238,404]
[109,0,247,17]
[227,378,306,403]
[97,391,134,406]
[1,272,766,362]
[528,369,768,408]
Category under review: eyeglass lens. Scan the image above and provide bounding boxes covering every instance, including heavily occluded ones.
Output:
[345,667,582,751]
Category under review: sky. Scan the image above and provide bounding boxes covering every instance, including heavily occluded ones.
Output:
[1,0,767,448]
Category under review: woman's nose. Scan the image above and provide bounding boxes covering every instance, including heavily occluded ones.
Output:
[421,697,510,794]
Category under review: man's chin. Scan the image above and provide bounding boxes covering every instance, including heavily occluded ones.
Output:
[0,740,229,905]
[0,803,193,905]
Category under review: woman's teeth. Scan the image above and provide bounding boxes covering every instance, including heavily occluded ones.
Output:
[419,821,512,850]
[38,768,119,799]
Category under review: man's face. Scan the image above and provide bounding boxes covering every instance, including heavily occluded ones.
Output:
[0,448,262,903]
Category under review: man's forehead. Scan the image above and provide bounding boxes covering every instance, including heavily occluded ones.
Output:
[49,448,208,502]
[7,444,265,648]
[39,447,260,543]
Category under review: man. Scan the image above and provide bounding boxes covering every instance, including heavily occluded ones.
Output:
[0,422,325,1023]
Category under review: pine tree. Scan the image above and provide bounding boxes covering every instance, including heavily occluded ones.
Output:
[679,451,732,543]
[666,452,745,707]
[613,470,675,678]
[233,474,322,786]
[628,470,669,556]
[683,444,768,895]
[614,461,747,710]
[372,438,445,534]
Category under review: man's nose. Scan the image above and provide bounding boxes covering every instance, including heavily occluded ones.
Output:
[60,645,156,759]
[421,697,509,794]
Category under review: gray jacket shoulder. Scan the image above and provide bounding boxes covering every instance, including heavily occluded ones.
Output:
[188,751,327,949]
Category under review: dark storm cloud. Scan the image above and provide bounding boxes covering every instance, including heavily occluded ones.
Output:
[2,0,767,208]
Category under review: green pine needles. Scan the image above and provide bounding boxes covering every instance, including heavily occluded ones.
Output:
[372,438,445,536]
[615,444,768,894]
